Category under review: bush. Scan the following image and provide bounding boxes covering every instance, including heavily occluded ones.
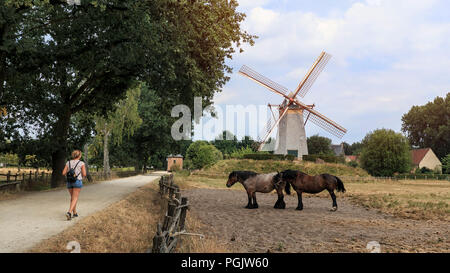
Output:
[303,154,345,164]
[416,167,433,174]
[243,153,295,161]
[442,154,450,174]
[347,161,359,168]
[229,146,254,159]
[185,141,223,170]
[360,129,411,177]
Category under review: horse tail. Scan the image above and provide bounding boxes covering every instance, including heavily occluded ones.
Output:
[334,176,346,193]
[284,181,291,195]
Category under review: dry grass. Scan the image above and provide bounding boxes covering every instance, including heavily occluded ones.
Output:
[195,159,369,178]
[28,181,230,253]
[176,212,231,253]
[345,179,450,221]
[29,184,162,253]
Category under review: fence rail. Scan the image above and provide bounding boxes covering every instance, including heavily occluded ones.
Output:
[151,174,191,253]
[0,169,144,192]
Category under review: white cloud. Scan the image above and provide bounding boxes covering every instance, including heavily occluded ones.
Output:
[237,0,272,9]
[223,0,450,143]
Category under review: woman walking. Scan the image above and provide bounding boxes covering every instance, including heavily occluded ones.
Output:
[62,150,86,220]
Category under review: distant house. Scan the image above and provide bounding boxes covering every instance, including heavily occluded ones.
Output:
[345,155,359,163]
[166,154,184,172]
[331,143,345,156]
[411,148,442,172]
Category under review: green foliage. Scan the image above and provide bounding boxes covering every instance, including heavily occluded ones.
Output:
[211,131,257,156]
[442,154,450,174]
[229,146,254,159]
[0,153,19,165]
[186,141,223,170]
[360,129,411,177]
[343,141,364,155]
[347,160,359,168]
[303,154,345,164]
[243,153,295,161]
[416,167,433,174]
[0,0,255,183]
[402,93,450,160]
[307,135,334,155]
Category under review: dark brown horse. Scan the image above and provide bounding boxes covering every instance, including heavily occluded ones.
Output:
[275,170,346,211]
[226,171,289,209]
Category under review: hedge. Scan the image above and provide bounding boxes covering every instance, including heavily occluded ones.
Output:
[303,154,345,164]
[243,153,295,161]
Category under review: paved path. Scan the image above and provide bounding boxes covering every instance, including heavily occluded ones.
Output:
[0,174,164,253]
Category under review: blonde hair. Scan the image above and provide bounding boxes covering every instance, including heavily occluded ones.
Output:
[71,150,82,160]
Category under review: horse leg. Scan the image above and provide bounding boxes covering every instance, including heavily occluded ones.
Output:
[274,187,285,209]
[328,190,338,211]
[296,191,303,211]
[245,191,253,209]
[252,192,258,209]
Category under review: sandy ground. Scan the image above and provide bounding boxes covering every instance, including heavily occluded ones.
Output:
[184,188,450,253]
[0,174,164,253]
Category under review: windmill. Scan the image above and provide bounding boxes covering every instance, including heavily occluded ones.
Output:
[238,51,347,158]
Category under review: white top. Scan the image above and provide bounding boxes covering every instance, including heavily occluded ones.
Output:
[66,160,85,180]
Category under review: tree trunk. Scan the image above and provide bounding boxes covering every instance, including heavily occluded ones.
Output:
[83,143,92,182]
[50,110,71,188]
[103,128,111,178]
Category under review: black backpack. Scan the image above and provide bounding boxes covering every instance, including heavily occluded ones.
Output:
[67,160,81,183]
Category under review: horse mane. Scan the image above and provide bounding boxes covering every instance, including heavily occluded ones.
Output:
[230,171,258,181]
[281,169,307,179]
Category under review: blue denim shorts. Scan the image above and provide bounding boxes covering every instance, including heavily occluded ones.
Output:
[67,179,83,189]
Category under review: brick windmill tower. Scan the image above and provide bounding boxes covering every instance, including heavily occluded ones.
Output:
[239,51,347,158]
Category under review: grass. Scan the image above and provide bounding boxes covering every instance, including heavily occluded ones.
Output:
[29,182,229,253]
[173,160,450,221]
[345,179,450,221]
[194,159,370,178]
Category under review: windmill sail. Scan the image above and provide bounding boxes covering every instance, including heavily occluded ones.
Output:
[293,51,332,98]
[239,65,290,98]
[292,99,346,138]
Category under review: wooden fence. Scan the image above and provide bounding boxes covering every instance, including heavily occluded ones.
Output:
[0,170,144,192]
[151,174,191,253]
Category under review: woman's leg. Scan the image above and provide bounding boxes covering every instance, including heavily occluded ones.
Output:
[68,188,73,212]
[69,188,81,214]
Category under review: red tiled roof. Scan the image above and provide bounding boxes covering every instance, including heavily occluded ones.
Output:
[411,148,430,165]
[346,155,358,161]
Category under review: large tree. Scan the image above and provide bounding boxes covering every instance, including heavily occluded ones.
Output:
[401,93,450,160]
[360,129,411,177]
[1,0,255,186]
[307,135,333,155]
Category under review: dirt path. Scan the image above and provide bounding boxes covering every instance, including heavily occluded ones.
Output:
[0,174,164,253]
[184,188,449,253]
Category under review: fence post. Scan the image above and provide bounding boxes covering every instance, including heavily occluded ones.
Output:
[7,171,11,183]
[179,197,188,231]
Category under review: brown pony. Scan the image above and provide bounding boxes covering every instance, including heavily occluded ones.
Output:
[276,170,346,211]
[226,171,289,209]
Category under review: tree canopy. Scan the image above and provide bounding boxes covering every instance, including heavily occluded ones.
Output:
[307,135,333,155]
[401,93,450,160]
[360,129,411,176]
[0,0,255,186]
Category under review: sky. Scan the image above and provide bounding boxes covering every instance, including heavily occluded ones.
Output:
[194,0,450,144]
